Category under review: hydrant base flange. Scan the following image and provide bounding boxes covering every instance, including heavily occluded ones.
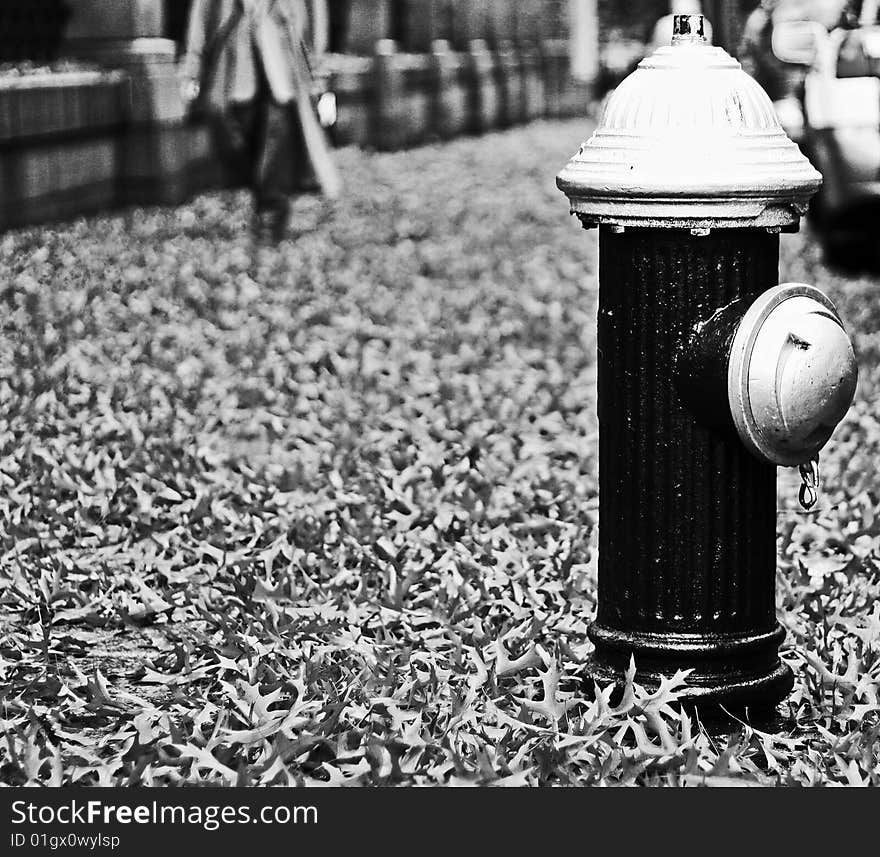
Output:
[581,657,794,710]
[583,622,794,708]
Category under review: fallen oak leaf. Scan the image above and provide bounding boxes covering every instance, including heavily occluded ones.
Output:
[171,743,238,782]
[217,709,310,746]
[466,646,489,689]
[493,638,542,677]
[252,578,289,603]
[86,668,114,706]
[514,660,580,724]
[124,579,173,621]
[482,699,553,734]
[151,479,184,503]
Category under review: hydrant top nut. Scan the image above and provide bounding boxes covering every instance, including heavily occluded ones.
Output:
[556,14,822,230]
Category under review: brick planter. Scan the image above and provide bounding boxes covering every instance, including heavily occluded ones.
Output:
[0,71,126,230]
[0,70,125,142]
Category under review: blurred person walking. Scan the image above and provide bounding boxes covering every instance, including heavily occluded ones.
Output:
[739,0,791,102]
[179,0,339,243]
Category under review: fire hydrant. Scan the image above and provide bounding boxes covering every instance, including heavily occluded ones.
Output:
[557,15,858,708]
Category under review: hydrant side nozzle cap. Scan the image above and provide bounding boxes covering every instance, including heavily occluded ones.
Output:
[556,20,822,229]
[728,284,858,467]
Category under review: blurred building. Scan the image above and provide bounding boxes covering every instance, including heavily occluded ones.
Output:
[161,1,597,79]
[0,0,71,64]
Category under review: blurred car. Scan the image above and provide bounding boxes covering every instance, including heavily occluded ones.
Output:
[772,10,880,263]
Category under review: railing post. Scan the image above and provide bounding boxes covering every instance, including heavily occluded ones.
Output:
[373,38,401,150]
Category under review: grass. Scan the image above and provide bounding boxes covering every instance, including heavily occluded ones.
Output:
[0,118,878,786]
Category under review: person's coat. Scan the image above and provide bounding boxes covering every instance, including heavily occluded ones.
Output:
[182,0,339,198]
[182,0,312,111]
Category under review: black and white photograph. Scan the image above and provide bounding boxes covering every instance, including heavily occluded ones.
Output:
[0,0,878,825]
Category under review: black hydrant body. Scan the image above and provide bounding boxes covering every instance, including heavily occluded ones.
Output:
[557,15,858,708]
[595,227,785,705]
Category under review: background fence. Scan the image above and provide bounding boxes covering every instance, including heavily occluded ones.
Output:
[160,0,572,54]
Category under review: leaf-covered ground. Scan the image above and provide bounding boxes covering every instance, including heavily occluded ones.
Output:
[0,119,878,786]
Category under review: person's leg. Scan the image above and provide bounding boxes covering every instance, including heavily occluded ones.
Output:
[211,101,258,190]
[289,109,319,194]
[254,97,295,241]
[247,93,273,240]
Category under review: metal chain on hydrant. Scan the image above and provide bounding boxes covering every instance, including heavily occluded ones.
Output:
[798,455,820,511]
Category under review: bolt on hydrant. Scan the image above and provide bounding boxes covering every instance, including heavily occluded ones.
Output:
[557,15,858,708]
